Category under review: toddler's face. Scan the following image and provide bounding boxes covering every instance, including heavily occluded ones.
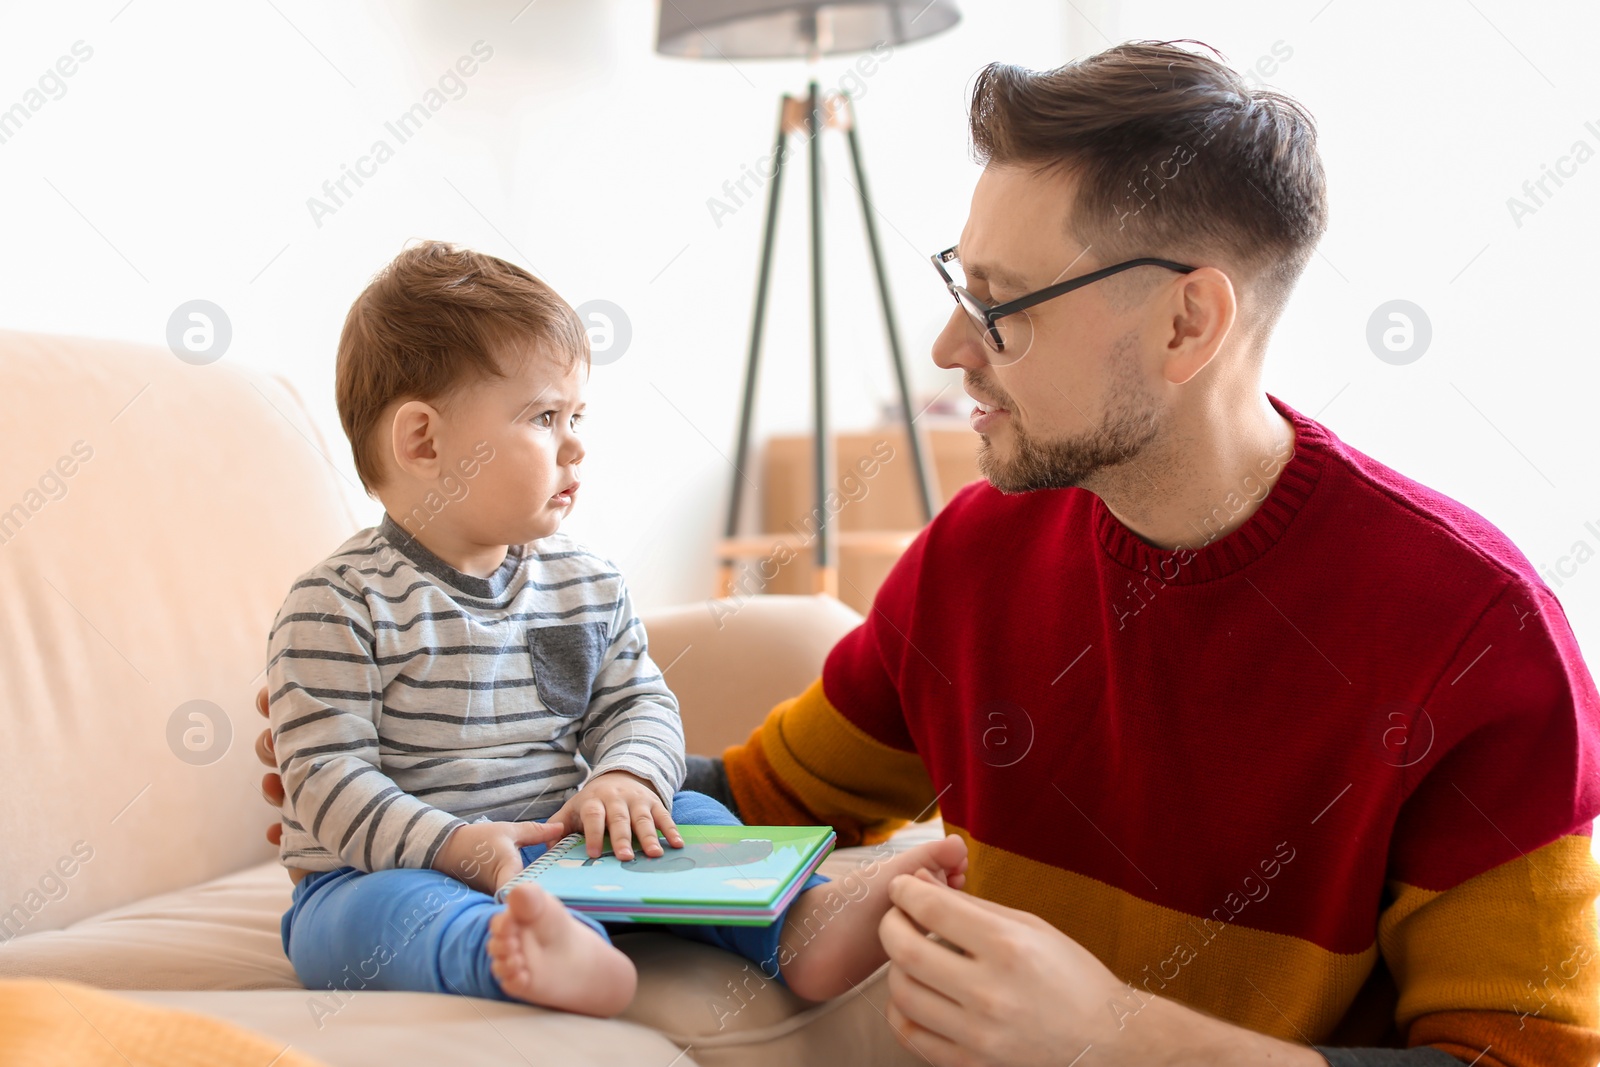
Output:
[435,345,587,547]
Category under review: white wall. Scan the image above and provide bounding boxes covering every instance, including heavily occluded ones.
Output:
[2,0,1597,654]
[1076,0,1600,654]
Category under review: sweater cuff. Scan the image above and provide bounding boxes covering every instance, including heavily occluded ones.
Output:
[1314,1047,1468,1066]
[682,754,737,817]
[411,809,468,872]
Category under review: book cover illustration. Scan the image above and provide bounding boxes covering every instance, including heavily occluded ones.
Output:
[495,824,835,924]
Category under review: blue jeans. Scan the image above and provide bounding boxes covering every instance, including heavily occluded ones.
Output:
[280,789,830,1002]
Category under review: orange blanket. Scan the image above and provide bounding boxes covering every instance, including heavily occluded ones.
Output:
[0,979,325,1067]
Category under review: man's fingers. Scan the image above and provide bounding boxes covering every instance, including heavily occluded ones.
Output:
[887,870,1007,954]
[260,758,286,850]
[879,901,974,1005]
[910,868,1043,925]
[254,728,276,768]
[886,961,974,1051]
[883,987,965,1067]
[609,803,635,861]
[261,772,285,806]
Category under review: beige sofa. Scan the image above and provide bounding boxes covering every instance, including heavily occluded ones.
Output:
[0,331,937,1065]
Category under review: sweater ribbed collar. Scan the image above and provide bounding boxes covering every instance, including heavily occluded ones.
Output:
[376,512,527,600]
[1092,393,1328,584]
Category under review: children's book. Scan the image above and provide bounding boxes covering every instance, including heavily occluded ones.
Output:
[493,824,836,926]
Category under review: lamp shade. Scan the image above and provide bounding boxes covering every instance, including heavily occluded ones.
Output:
[655,0,960,59]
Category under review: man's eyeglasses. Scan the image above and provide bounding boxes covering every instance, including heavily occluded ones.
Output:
[931,246,1198,363]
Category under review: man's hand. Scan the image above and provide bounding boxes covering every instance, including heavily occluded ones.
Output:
[878,869,1326,1067]
[255,686,285,844]
[432,819,570,896]
[544,769,684,862]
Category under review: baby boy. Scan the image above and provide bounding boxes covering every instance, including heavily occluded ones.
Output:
[266,240,968,1015]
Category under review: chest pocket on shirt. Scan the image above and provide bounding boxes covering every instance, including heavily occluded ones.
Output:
[528,622,608,718]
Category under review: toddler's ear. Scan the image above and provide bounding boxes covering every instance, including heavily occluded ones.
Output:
[390,400,443,477]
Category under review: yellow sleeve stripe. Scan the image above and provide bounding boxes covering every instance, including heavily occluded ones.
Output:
[757,676,936,843]
[1380,833,1600,1032]
[946,825,1378,1043]
[722,676,936,846]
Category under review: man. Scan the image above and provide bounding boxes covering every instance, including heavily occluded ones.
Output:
[259,40,1600,1067]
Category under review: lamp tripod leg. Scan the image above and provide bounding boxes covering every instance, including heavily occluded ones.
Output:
[805,80,836,597]
[719,95,792,598]
[843,98,938,524]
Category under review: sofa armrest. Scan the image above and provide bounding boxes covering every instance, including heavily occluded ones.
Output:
[638,595,863,759]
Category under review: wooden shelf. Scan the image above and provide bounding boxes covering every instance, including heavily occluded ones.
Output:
[715,530,920,559]
[715,425,981,612]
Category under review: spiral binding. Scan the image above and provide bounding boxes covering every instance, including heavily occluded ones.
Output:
[493,832,584,903]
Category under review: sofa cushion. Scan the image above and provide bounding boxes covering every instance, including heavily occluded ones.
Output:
[0,861,297,992]
[123,990,696,1067]
[0,330,365,932]
[1,822,946,1065]
[641,595,866,758]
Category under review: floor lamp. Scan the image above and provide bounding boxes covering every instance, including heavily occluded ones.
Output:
[655,0,962,599]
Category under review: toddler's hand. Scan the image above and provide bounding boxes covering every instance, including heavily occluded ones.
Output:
[432,818,569,895]
[546,770,684,861]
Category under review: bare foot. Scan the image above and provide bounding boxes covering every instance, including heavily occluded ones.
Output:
[778,833,968,1002]
[487,883,637,1016]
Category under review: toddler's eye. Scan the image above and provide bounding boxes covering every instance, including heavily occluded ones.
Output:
[570,412,585,429]
[532,410,555,427]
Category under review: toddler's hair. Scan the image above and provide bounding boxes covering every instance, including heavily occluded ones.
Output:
[334,240,589,492]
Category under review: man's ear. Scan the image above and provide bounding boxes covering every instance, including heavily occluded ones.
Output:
[1158,266,1237,386]
[389,400,443,481]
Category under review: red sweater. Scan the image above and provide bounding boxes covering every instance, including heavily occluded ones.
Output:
[725,393,1600,1065]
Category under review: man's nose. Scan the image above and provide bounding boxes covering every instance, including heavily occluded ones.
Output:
[931,307,990,373]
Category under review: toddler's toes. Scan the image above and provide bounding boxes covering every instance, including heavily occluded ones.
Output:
[486,884,637,1015]
[929,832,968,872]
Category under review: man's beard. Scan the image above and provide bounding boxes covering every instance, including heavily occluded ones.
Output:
[975,336,1161,494]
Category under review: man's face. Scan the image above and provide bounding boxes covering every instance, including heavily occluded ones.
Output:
[932,164,1169,494]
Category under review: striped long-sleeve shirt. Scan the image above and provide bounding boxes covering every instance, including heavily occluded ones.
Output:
[266,513,686,874]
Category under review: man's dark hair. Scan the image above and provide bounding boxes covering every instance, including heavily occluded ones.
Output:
[968,40,1328,329]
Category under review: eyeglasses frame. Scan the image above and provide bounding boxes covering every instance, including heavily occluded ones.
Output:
[931,246,1200,352]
